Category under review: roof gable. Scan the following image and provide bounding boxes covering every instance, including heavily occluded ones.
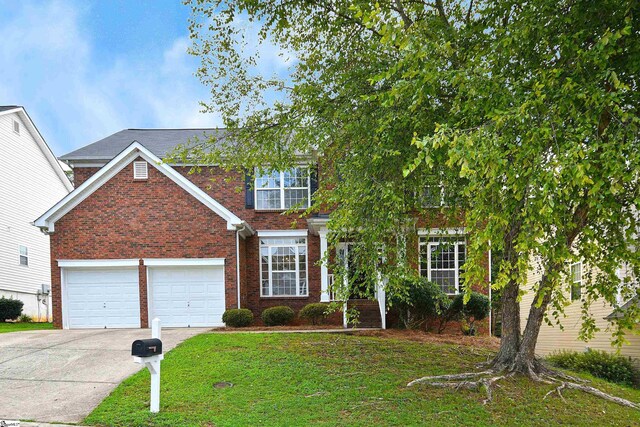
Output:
[0,106,73,192]
[35,141,251,235]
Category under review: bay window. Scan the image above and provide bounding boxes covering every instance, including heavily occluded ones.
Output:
[260,237,308,296]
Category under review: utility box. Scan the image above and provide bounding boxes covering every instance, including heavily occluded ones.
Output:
[131,338,163,357]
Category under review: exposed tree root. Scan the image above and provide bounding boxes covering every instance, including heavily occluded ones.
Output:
[408,364,640,410]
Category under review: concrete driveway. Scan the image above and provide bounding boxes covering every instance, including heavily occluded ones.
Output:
[0,328,207,424]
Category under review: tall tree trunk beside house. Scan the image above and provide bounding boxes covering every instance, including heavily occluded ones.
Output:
[182,0,640,406]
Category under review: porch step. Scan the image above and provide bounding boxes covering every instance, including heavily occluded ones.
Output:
[347,300,382,328]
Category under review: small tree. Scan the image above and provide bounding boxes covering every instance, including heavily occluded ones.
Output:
[391,277,450,331]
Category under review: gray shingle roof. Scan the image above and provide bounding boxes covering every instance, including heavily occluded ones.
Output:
[0,105,21,113]
[59,128,229,161]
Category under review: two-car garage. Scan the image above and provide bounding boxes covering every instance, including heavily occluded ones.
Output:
[60,259,226,329]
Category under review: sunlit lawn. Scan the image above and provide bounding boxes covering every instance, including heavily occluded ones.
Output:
[0,322,54,333]
[86,332,640,427]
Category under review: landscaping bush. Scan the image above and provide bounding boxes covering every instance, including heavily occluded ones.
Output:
[438,292,490,334]
[547,349,640,388]
[261,306,295,326]
[390,277,450,331]
[18,314,33,323]
[222,309,254,327]
[299,303,329,325]
[0,297,23,322]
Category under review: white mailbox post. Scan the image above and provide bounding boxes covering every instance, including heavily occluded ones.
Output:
[132,318,164,413]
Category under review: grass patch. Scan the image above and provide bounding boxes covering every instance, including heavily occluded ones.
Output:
[85,332,640,427]
[0,322,54,333]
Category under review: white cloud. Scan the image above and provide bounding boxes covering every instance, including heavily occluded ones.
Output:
[0,1,220,154]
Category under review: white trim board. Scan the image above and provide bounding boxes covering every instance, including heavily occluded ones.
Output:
[143,258,225,267]
[58,259,140,268]
[34,141,253,234]
[257,229,308,237]
[417,227,466,236]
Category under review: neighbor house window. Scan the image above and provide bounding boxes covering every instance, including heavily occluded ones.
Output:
[419,236,466,294]
[570,262,582,301]
[255,167,310,210]
[12,119,20,134]
[19,245,28,266]
[260,237,308,296]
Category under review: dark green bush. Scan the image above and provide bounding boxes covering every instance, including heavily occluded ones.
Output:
[439,292,490,334]
[222,309,254,327]
[0,297,23,322]
[261,306,295,326]
[547,349,640,388]
[299,303,329,325]
[390,277,450,331]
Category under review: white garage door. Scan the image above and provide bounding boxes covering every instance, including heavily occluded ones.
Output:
[148,265,225,327]
[64,268,140,329]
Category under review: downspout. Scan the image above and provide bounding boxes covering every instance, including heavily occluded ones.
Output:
[236,225,246,309]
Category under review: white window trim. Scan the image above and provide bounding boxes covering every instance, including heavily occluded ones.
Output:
[570,261,582,301]
[419,234,466,295]
[12,119,20,134]
[18,245,28,267]
[257,229,308,238]
[259,236,308,297]
[254,167,311,211]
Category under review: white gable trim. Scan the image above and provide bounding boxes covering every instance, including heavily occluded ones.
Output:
[0,107,73,192]
[34,141,250,233]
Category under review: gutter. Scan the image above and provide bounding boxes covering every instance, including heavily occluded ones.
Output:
[236,224,247,309]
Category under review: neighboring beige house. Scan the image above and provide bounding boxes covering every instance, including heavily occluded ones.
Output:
[521,260,640,360]
[0,106,73,320]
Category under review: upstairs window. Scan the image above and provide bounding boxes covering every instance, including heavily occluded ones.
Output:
[255,167,310,210]
[419,236,466,294]
[12,119,20,134]
[19,245,28,266]
[260,237,308,296]
[133,161,148,180]
[570,262,582,301]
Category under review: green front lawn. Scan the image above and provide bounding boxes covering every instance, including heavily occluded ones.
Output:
[0,322,54,333]
[86,332,640,427]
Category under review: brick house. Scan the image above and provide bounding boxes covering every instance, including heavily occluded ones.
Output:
[35,129,487,329]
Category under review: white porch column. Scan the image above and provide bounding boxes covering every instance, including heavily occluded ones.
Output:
[376,274,387,330]
[319,229,330,302]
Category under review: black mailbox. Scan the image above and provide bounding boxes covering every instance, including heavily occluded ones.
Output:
[131,338,163,357]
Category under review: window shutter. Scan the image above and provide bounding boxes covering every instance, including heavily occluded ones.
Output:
[245,170,255,209]
[309,164,319,204]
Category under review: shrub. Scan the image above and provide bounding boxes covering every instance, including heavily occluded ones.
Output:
[0,297,23,322]
[222,309,254,327]
[299,303,329,325]
[439,292,490,334]
[18,314,33,323]
[547,349,640,388]
[390,277,450,331]
[261,306,295,326]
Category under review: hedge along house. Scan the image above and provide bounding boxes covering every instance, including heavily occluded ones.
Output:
[35,129,489,330]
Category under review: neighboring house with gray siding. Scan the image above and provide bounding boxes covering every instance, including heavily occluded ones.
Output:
[0,106,72,320]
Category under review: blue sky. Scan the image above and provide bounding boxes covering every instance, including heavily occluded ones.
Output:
[0,0,289,155]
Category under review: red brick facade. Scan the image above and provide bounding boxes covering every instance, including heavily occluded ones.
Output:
[50,159,489,329]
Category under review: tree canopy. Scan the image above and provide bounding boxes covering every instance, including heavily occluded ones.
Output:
[183,0,640,375]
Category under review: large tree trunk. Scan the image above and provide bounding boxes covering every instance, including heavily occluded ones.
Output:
[491,278,520,368]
